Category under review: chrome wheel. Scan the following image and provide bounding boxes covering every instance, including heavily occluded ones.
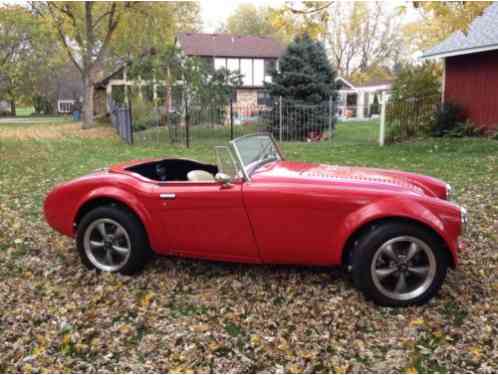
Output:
[83,218,131,272]
[370,236,437,301]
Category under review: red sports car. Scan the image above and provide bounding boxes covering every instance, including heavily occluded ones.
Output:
[44,134,467,306]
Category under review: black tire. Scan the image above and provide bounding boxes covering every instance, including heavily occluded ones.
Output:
[76,205,149,275]
[352,222,449,307]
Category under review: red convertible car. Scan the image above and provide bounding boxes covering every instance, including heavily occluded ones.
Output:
[44,134,467,306]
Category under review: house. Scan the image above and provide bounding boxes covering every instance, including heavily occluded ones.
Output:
[422,2,498,132]
[335,76,392,120]
[177,32,284,106]
[94,33,284,115]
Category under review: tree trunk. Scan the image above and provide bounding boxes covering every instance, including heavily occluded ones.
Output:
[82,74,95,128]
[10,100,16,116]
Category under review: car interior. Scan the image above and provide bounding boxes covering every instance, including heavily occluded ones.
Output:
[126,159,219,182]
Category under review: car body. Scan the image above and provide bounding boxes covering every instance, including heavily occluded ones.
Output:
[44,134,467,306]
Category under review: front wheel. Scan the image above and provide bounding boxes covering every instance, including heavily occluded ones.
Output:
[352,223,449,307]
[76,206,148,275]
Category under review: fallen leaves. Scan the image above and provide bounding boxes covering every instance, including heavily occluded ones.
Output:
[1,127,497,372]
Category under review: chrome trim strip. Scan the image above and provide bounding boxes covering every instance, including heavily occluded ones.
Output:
[160,193,176,200]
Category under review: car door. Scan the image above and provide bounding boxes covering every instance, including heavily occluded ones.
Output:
[156,180,260,262]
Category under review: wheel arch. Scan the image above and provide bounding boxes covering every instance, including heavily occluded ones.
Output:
[73,189,154,249]
[341,216,455,269]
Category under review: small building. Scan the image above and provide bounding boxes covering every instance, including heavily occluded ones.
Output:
[422,2,498,133]
[335,76,392,120]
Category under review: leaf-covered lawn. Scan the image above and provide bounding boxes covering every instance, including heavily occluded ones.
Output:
[0,123,497,372]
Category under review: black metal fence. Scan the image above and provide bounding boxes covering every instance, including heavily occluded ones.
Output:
[128,97,337,147]
[110,101,133,144]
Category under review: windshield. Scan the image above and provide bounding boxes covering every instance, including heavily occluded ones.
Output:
[230,134,283,179]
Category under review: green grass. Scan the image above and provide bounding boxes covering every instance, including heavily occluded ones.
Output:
[15,106,34,116]
[133,120,380,147]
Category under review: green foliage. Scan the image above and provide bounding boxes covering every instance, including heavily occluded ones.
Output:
[130,93,159,132]
[219,4,292,44]
[390,62,441,101]
[430,102,465,137]
[385,62,441,143]
[265,34,336,139]
[32,95,53,115]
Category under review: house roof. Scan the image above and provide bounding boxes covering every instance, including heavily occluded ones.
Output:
[177,32,285,58]
[422,2,498,59]
[335,76,393,90]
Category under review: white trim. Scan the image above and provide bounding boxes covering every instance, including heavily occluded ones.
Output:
[335,76,356,89]
[422,44,498,60]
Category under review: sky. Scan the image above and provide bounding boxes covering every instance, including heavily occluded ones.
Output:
[199,0,285,32]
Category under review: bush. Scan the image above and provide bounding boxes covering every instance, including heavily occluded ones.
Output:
[32,95,53,114]
[130,94,159,132]
[430,102,465,137]
[370,94,380,115]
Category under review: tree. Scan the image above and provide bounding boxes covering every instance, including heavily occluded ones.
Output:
[390,62,441,101]
[403,2,490,51]
[218,4,292,44]
[271,2,404,77]
[0,5,57,115]
[34,2,201,128]
[265,33,336,139]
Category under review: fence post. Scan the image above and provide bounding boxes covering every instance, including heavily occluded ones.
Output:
[185,98,190,148]
[128,100,133,145]
[379,98,386,146]
[328,96,333,142]
[229,96,234,140]
[279,96,283,142]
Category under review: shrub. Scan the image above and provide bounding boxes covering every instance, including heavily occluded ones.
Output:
[130,94,159,132]
[430,102,465,137]
[370,94,380,115]
[32,95,53,114]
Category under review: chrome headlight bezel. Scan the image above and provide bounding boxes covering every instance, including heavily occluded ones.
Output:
[460,206,468,234]
[446,183,453,201]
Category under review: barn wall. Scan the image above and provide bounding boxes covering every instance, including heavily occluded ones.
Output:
[445,49,498,132]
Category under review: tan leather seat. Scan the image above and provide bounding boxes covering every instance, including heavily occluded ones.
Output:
[187,170,215,182]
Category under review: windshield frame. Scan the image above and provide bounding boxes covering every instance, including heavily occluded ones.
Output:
[229,133,284,182]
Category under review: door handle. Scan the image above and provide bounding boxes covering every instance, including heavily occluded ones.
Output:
[160,193,176,200]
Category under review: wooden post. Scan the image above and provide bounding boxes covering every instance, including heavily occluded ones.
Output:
[229,96,234,140]
[379,97,386,146]
[279,96,283,142]
[185,97,190,148]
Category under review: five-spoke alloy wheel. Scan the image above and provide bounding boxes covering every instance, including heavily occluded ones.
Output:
[352,222,449,307]
[77,205,149,275]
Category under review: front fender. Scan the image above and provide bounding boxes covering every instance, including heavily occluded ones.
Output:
[331,197,457,265]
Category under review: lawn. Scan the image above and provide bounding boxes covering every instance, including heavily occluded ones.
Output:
[1,121,497,372]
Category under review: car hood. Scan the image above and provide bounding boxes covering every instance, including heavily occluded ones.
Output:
[251,161,448,198]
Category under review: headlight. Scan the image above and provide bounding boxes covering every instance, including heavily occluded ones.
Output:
[460,206,468,234]
[446,183,453,200]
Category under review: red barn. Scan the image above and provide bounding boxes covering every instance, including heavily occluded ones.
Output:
[422,2,498,133]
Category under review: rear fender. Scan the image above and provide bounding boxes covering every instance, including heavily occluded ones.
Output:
[74,187,159,250]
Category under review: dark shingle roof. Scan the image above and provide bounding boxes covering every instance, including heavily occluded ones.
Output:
[177,32,284,58]
[422,2,498,58]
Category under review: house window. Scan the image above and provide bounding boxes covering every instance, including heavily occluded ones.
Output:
[214,57,226,71]
[264,59,276,78]
[257,90,272,106]
[253,59,264,86]
[231,90,237,103]
[227,58,240,73]
[240,59,253,86]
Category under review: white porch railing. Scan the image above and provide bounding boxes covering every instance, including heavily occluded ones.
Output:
[58,100,74,113]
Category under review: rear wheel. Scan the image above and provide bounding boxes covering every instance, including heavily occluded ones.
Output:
[76,206,148,275]
[352,222,449,307]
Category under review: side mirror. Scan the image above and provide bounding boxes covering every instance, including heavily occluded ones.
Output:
[215,172,232,186]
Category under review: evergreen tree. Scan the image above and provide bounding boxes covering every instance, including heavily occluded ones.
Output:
[370,93,380,115]
[265,34,337,140]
